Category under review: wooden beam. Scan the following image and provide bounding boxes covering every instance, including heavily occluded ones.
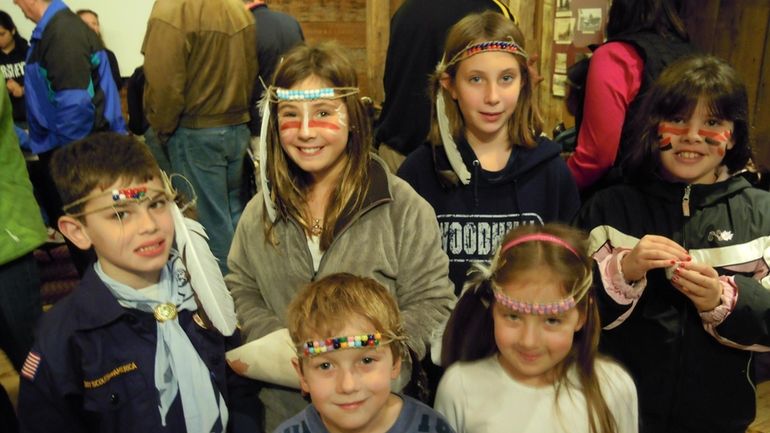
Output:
[366,0,391,103]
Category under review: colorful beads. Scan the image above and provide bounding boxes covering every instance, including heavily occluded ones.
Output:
[446,40,528,68]
[112,186,147,202]
[276,87,335,101]
[302,332,382,357]
[493,291,576,315]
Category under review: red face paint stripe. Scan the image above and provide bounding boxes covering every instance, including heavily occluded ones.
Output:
[699,129,730,143]
[658,124,689,135]
[659,136,672,148]
[279,120,341,131]
[279,121,301,131]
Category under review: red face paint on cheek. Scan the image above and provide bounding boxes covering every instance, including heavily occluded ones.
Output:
[699,129,731,145]
[307,120,340,130]
[659,135,673,151]
[279,121,301,131]
[717,147,725,156]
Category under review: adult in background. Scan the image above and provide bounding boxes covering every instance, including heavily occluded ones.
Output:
[375,0,514,173]
[566,0,694,194]
[0,11,28,127]
[244,0,303,135]
[76,9,122,90]
[0,70,46,433]
[143,0,257,274]
[12,0,126,276]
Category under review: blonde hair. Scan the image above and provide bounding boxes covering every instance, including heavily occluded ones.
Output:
[442,223,617,433]
[429,11,543,185]
[286,273,406,362]
[265,42,372,250]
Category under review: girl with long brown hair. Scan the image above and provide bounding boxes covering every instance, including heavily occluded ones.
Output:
[225,42,455,431]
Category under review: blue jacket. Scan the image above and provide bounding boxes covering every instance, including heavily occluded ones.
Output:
[24,0,125,154]
[398,138,580,294]
[17,267,240,433]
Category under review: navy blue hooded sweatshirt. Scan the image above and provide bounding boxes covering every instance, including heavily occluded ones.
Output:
[398,137,580,294]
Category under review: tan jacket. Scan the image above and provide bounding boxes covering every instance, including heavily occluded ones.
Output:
[226,158,456,360]
[142,0,257,138]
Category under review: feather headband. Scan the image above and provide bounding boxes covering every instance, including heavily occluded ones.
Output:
[434,39,528,186]
[160,172,238,336]
[257,85,360,223]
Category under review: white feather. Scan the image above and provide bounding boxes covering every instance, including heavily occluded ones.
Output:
[436,92,472,185]
[171,203,238,336]
[258,90,278,222]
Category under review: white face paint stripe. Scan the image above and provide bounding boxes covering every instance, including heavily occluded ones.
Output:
[335,103,347,129]
[301,102,310,136]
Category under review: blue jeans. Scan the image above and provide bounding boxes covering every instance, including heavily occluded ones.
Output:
[0,253,42,372]
[167,125,249,274]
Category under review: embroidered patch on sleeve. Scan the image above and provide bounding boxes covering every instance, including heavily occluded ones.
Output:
[21,351,41,381]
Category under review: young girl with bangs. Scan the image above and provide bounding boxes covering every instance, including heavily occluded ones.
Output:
[435,223,638,433]
[397,11,580,296]
[576,55,770,433]
[225,42,455,431]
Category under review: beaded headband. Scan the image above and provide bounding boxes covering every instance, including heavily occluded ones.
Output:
[445,39,528,69]
[299,332,383,358]
[489,233,586,316]
[268,86,359,103]
[493,290,577,315]
[62,185,170,217]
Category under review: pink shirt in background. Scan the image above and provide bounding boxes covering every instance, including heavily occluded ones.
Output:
[567,41,644,190]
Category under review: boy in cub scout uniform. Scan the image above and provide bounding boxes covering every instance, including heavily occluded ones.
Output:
[17,132,247,433]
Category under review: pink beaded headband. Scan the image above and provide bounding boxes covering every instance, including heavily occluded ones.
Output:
[494,291,576,315]
[491,233,584,315]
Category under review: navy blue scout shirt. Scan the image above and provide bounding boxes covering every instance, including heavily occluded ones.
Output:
[273,394,456,433]
[398,138,580,295]
[17,267,236,433]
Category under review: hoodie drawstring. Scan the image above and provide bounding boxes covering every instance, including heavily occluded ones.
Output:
[472,159,480,209]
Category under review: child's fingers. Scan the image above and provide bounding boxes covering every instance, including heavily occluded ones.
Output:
[671,267,722,311]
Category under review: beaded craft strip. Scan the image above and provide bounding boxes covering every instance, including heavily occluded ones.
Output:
[446,40,528,68]
[493,290,576,315]
[112,186,147,202]
[277,88,336,101]
[301,332,382,357]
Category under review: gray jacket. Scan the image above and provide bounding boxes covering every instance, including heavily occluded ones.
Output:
[226,158,456,359]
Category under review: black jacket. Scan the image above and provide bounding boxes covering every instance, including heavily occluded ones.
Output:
[576,176,770,433]
[398,138,580,294]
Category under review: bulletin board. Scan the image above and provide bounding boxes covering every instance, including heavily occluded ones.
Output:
[550,0,608,97]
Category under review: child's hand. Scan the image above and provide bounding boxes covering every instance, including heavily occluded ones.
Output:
[621,235,690,282]
[670,261,723,312]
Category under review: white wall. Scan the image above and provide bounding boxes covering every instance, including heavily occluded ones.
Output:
[6,0,157,77]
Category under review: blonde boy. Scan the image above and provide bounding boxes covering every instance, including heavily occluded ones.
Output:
[276,273,455,433]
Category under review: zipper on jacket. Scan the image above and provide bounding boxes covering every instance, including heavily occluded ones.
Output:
[681,185,691,217]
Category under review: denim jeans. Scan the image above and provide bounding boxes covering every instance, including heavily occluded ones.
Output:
[167,125,249,274]
[0,253,42,371]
